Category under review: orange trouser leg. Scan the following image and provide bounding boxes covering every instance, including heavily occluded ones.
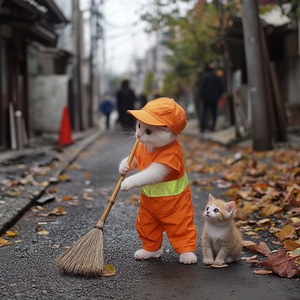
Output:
[137,189,197,254]
[136,206,164,252]
[163,199,197,254]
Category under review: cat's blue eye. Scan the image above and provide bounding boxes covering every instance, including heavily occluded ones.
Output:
[146,129,152,135]
[214,208,219,213]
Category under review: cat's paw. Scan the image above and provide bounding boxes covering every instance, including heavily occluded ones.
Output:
[119,160,129,174]
[121,178,135,191]
[213,260,225,266]
[203,259,214,265]
[224,257,236,264]
[179,252,197,264]
[134,248,163,260]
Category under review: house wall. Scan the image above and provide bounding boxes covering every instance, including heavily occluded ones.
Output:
[29,75,69,133]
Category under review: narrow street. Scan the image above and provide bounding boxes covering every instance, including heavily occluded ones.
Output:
[0,131,299,300]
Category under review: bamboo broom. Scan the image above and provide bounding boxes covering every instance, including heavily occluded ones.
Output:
[56,139,139,276]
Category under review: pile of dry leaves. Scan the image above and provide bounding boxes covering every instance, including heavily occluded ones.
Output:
[181,136,300,278]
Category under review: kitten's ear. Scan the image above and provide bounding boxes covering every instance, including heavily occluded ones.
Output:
[208,194,215,202]
[226,201,236,214]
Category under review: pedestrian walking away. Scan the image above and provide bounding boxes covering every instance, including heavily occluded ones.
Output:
[116,79,136,130]
[99,94,115,130]
[198,63,224,132]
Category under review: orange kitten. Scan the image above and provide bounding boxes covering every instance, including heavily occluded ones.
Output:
[201,194,243,266]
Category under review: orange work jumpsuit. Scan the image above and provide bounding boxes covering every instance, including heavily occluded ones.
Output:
[135,140,197,254]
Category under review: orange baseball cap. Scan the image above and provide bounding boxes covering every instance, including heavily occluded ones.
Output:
[127,97,187,135]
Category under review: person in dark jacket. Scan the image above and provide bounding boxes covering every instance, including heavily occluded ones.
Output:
[116,79,136,130]
[199,64,224,132]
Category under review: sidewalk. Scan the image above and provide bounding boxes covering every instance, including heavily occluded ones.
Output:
[1,119,300,235]
[184,118,300,148]
[0,127,103,234]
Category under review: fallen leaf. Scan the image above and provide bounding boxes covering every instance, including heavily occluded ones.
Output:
[243,240,256,247]
[50,206,67,216]
[283,240,300,251]
[37,230,49,235]
[268,227,281,234]
[100,264,116,276]
[246,241,271,256]
[0,238,13,246]
[58,174,71,182]
[253,269,273,275]
[62,195,74,201]
[240,255,258,263]
[260,204,281,216]
[211,263,228,268]
[5,230,18,237]
[290,217,300,224]
[257,219,275,227]
[275,226,296,241]
[258,249,300,278]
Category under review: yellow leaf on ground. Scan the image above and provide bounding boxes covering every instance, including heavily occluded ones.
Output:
[50,206,67,216]
[283,239,300,251]
[275,226,296,241]
[100,264,116,276]
[5,230,18,237]
[290,217,300,224]
[58,174,71,182]
[0,238,13,246]
[260,204,281,216]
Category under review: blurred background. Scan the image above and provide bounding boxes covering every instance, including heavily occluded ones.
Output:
[0,0,299,151]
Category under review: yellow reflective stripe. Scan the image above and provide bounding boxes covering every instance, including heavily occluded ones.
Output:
[140,173,188,197]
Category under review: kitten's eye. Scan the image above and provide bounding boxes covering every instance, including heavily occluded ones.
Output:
[146,129,152,135]
[138,123,140,128]
[206,207,209,211]
[214,208,219,213]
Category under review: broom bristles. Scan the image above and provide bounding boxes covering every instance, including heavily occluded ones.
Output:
[56,228,103,276]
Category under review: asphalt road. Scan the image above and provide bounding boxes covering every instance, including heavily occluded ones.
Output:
[0,132,299,300]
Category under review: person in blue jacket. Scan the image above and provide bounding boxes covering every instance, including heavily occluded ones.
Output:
[99,94,115,129]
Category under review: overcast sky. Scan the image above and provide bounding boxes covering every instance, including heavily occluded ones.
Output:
[79,0,195,76]
[101,0,153,75]
[80,0,154,75]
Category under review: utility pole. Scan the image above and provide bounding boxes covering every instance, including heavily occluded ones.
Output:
[298,0,300,107]
[89,0,96,128]
[73,0,83,130]
[241,0,272,150]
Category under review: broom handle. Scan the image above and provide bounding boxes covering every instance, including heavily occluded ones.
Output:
[94,139,139,230]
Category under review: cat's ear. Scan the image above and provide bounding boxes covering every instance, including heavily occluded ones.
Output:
[208,194,215,202]
[226,201,236,214]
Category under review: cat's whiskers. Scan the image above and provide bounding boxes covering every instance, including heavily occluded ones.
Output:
[118,133,137,150]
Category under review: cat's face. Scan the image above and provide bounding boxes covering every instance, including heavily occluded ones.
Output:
[203,194,236,224]
[135,121,177,152]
